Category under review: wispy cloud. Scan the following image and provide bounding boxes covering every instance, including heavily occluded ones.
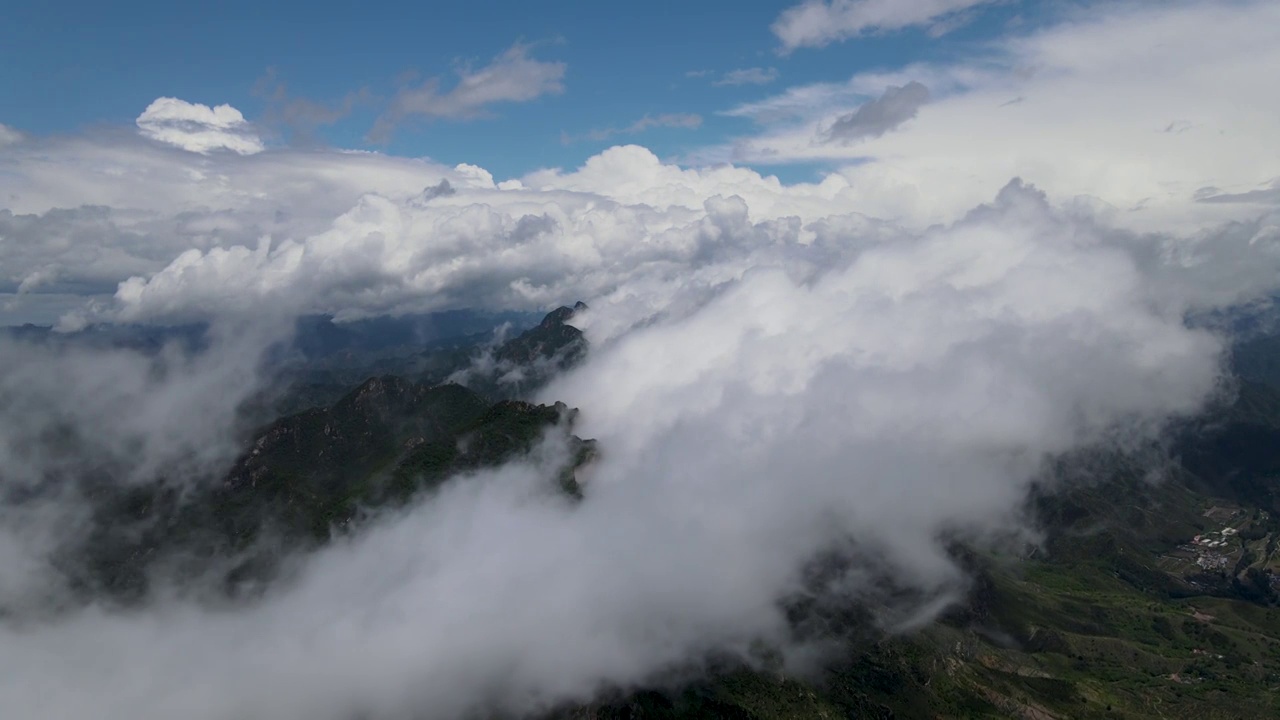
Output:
[821,81,930,143]
[369,42,566,142]
[1195,178,1280,205]
[713,67,780,86]
[720,81,851,124]
[772,0,1004,52]
[252,68,371,144]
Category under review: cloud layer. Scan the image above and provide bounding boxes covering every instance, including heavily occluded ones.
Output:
[0,146,1275,720]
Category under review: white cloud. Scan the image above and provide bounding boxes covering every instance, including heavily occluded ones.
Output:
[0,124,494,323]
[6,108,1277,331]
[105,152,834,323]
[135,97,265,155]
[772,0,1000,52]
[522,144,855,219]
[714,67,780,86]
[370,43,566,141]
[720,0,1280,233]
[0,124,861,326]
[719,80,852,124]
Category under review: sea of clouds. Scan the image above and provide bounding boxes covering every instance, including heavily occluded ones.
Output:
[1,2,1279,717]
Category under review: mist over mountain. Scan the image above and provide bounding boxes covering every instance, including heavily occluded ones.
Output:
[1,308,542,365]
[3,1,1280,718]
[3,174,1277,718]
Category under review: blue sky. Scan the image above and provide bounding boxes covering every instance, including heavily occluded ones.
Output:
[1,0,1033,181]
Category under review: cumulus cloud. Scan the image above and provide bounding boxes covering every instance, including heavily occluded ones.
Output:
[0,121,867,326]
[714,67,780,86]
[6,104,1277,331]
[0,123,498,323]
[106,179,790,324]
[0,174,1263,719]
[822,81,930,143]
[772,0,1000,52]
[97,144,878,324]
[369,43,566,141]
[718,0,1280,233]
[565,113,703,144]
[135,98,265,155]
[521,145,857,218]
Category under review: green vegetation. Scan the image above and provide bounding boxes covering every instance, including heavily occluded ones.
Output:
[62,307,595,604]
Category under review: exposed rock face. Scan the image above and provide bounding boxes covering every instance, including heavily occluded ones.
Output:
[495,303,587,370]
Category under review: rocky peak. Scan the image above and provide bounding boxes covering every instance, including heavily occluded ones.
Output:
[540,302,586,329]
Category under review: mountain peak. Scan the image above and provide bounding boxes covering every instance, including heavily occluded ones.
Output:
[540,302,586,329]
